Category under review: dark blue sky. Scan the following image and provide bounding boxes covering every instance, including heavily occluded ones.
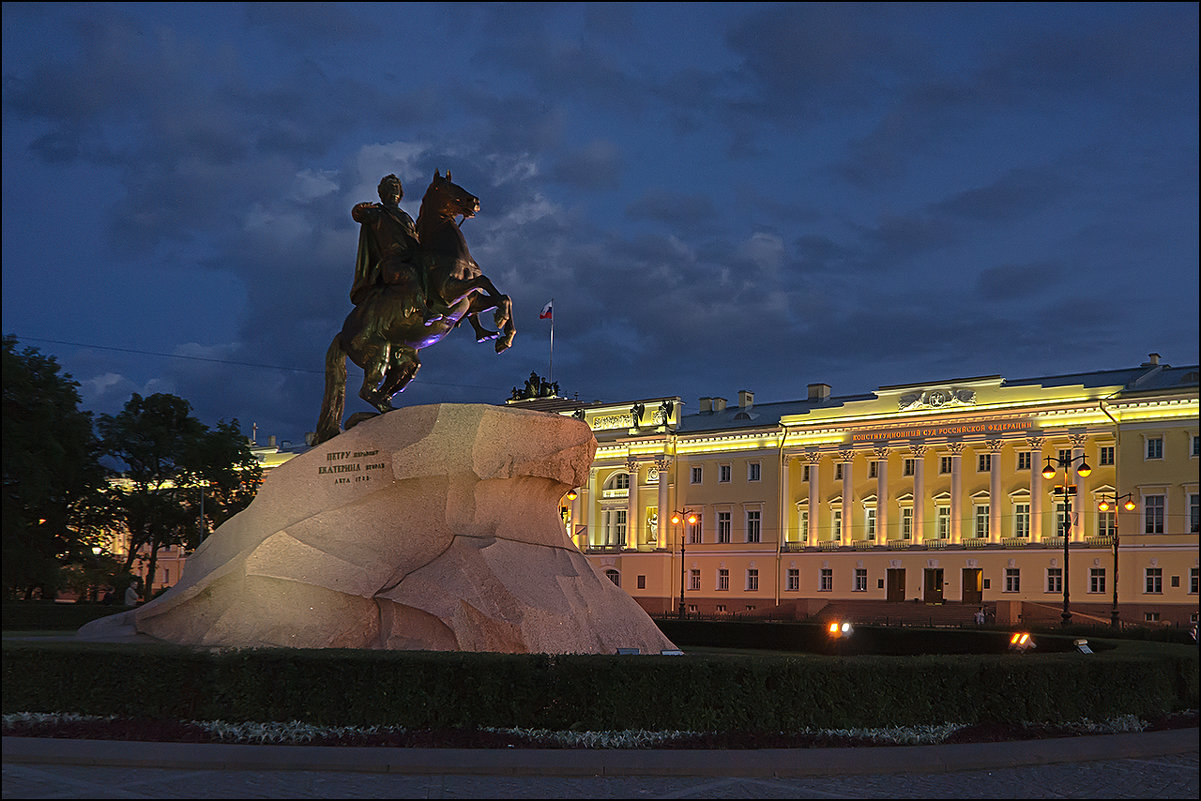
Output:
[3,3,1197,446]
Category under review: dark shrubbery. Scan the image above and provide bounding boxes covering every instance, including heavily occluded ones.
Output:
[2,601,131,631]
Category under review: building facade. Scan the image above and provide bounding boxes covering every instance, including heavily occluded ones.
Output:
[551,356,1199,627]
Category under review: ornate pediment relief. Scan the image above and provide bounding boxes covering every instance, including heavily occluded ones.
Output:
[898,388,977,411]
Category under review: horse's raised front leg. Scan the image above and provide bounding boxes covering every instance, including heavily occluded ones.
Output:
[493,295,516,353]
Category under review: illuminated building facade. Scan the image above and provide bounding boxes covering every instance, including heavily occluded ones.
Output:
[548,355,1199,627]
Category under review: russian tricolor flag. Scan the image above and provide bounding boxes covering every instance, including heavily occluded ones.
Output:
[540,300,553,320]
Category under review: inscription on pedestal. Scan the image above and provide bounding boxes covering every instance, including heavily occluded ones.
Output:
[318,449,388,486]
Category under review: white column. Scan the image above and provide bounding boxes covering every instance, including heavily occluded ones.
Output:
[840,450,854,545]
[625,457,639,550]
[948,443,964,543]
[780,456,792,545]
[875,445,890,544]
[1027,437,1044,540]
[988,439,1003,542]
[911,444,926,545]
[585,467,598,547]
[807,453,821,546]
[1070,433,1088,543]
[656,456,671,549]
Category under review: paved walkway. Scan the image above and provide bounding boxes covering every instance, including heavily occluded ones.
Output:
[4,729,1197,798]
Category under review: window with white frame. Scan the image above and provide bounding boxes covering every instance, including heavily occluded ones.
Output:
[869,461,878,479]
[745,510,761,543]
[903,458,915,476]
[1005,568,1021,593]
[688,569,701,591]
[936,506,951,539]
[831,507,842,539]
[1190,567,1198,595]
[688,514,703,544]
[1144,495,1165,534]
[717,511,732,543]
[610,473,630,490]
[718,464,732,483]
[853,568,867,592]
[746,569,759,591]
[602,509,627,546]
[1145,567,1162,594]
[900,507,913,539]
[819,568,833,591]
[1098,509,1115,538]
[1193,434,1200,458]
[1189,493,1200,534]
[1054,502,1070,538]
[604,569,620,586]
[1146,437,1163,460]
[716,604,727,614]
[786,568,800,591]
[1017,451,1031,471]
[747,462,761,482]
[690,466,702,484]
[1099,446,1114,466]
[974,504,990,538]
[1012,503,1029,538]
[717,569,729,591]
[1046,567,1061,593]
[978,453,992,472]
[1089,568,1106,594]
[939,456,952,474]
[865,506,877,540]
[798,509,809,538]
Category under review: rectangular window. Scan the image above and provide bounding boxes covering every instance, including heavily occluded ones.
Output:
[718,464,731,483]
[975,505,990,539]
[636,575,646,589]
[688,515,702,544]
[1146,437,1163,460]
[717,569,729,591]
[978,454,992,472]
[1144,495,1165,534]
[1005,568,1021,593]
[1059,448,1072,466]
[853,568,867,592]
[688,569,701,591]
[746,510,761,543]
[716,604,727,614]
[802,465,810,482]
[832,508,842,538]
[1190,567,1198,595]
[717,512,732,543]
[1144,611,1160,622]
[746,569,759,591]
[1097,510,1115,538]
[819,568,833,591]
[786,568,799,591]
[903,458,915,477]
[936,506,950,539]
[1055,502,1069,538]
[1193,434,1200,458]
[747,462,761,482]
[603,509,627,546]
[901,507,913,539]
[1089,568,1106,594]
[1145,567,1162,594]
[835,463,844,481]
[865,507,876,540]
[799,509,809,538]
[939,456,952,474]
[1190,493,1200,534]
[690,466,702,484]
[1014,503,1030,538]
[1046,568,1062,593]
[1099,446,1115,466]
[869,461,878,479]
[1017,451,1032,471]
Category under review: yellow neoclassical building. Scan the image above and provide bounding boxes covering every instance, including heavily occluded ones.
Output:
[538,355,1198,628]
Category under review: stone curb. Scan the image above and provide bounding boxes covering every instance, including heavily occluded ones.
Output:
[3,728,1196,777]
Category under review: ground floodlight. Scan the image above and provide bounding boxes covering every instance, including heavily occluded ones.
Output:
[1073,638,1093,654]
[1008,632,1036,652]
[841,622,853,634]
[828,622,840,635]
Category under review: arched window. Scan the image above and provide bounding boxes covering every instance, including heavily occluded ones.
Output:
[604,473,630,491]
[604,569,620,587]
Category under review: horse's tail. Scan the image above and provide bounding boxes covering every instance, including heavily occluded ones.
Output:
[315,334,347,444]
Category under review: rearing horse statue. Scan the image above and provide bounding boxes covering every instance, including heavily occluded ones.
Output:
[315,171,515,444]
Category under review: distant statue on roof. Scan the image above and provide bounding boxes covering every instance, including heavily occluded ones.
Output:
[315,171,516,444]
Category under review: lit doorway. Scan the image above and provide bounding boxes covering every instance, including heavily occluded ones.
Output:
[962,568,983,604]
[924,568,944,603]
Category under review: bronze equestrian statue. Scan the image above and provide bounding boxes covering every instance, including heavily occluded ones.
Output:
[315,171,515,444]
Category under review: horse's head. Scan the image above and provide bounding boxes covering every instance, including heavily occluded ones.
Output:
[422,169,480,222]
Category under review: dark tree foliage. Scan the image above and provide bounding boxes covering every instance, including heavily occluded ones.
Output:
[96,393,262,600]
[2,336,109,599]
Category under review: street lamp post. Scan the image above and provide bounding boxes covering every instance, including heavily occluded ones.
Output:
[670,509,696,619]
[1097,492,1136,629]
[1042,452,1092,626]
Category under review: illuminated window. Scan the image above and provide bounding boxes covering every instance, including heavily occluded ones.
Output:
[1099,446,1114,466]
[786,568,799,591]
[717,512,732,543]
[717,569,729,591]
[746,569,759,591]
[1046,568,1061,593]
[1144,495,1165,534]
[1005,568,1021,593]
[936,507,951,539]
[602,509,627,546]
[798,509,809,538]
[1089,568,1106,594]
[853,568,867,592]
[1013,503,1030,538]
[1098,509,1115,538]
[831,508,842,539]
[865,507,876,540]
[1145,567,1162,594]
[900,507,913,539]
[745,510,761,543]
[819,568,833,591]
[1017,452,1031,471]
[974,505,990,538]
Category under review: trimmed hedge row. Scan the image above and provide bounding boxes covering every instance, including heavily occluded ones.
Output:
[3,640,1195,731]
[2,602,131,631]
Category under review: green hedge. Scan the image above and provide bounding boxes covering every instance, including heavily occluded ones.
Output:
[2,602,131,631]
[3,641,1195,731]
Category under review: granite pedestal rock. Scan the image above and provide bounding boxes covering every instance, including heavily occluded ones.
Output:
[78,404,676,654]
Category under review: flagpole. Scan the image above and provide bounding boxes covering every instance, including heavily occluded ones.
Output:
[548,297,554,384]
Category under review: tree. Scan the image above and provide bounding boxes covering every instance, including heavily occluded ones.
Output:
[96,393,262,600]
[2,336,109,599]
